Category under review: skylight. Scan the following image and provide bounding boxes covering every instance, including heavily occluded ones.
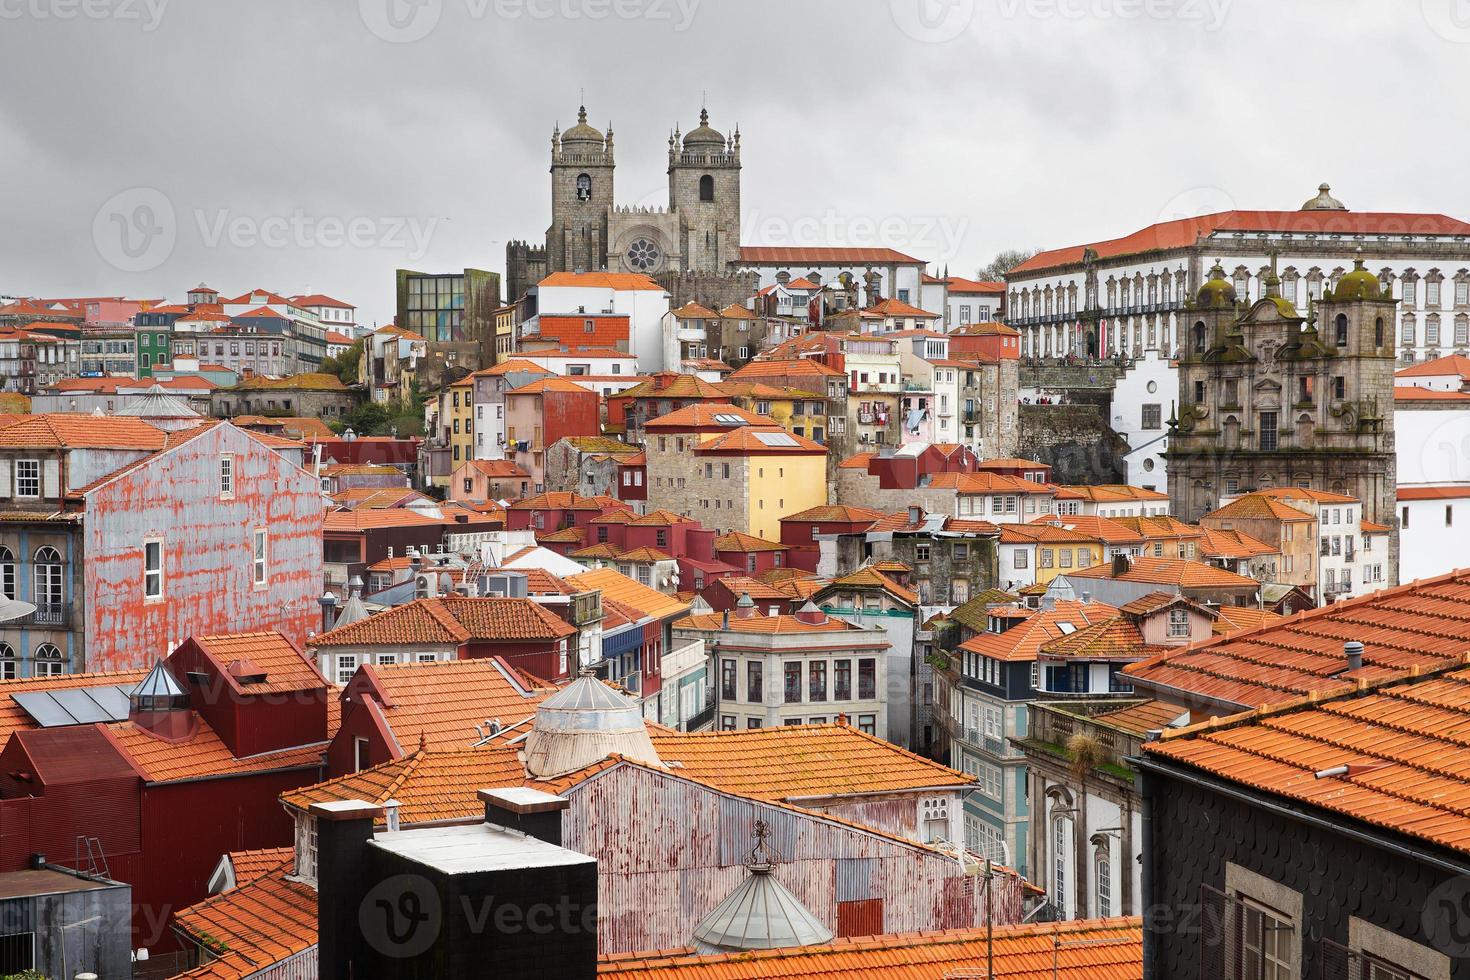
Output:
[754,431,799,447]
[1056,622,1078,635]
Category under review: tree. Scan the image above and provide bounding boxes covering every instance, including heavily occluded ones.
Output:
[978,248,1039,282]
[320,339,363,386]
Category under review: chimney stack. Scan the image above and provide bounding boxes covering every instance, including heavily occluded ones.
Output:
[480,788,570,846]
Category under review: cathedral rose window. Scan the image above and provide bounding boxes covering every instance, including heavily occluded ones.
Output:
[627,237,661,271]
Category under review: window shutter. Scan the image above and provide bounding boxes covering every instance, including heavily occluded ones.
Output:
[0,459,10,499]
[42,458,60,499]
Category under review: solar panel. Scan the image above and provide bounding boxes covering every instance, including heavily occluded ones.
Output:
[713,413,745,426]
[1056,622,1078,635]
[13,684,136,727]
[754,431,799,447]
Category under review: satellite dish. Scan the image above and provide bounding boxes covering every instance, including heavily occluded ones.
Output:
[0,599,37,624]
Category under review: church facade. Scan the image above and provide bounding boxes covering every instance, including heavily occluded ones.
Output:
[1165,257,1399,585]
[506,106,744,302]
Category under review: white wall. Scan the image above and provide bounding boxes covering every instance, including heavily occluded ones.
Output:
[1109,349,1175,493]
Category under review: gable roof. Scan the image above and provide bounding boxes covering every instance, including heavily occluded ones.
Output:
[1395,353,1470,379]
[310,596,575,646]
[1065,556,1259,589]
[713,531,788,553]
[565,567,691,621]
[190,632,323,696]
[695,426,827,455]
[1145,660,1470,855]
[644,403,771,430]
[1124,570,1470,712]
[960,601,1119,662]
[738,246,925,265]
[538,271,665,291]
[0,414,167,451]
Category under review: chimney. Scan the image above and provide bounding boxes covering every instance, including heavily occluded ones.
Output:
[793,601,828,626]
[1080,591,1091,604]
[1112,553,1132,578]
[735,592,758,618]
[318,592,338,633]
[907,505,922,525]
[480,788,570,846]
[312,800,384,980]
[1344,640,1364,672]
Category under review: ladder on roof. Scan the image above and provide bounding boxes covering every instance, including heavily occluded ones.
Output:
[73,835,110,880]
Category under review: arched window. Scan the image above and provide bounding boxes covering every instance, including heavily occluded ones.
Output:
[33,642,64,677]
[0,547,12,601]
[33,547,62,624]
[1334,313,1348,347]
[1192,321,1207,353]
[699,174,714,202]
[1053,815,1071,913]
[1096,857,1112,916]
[0,643,14,680]
[575,173,592,201]
[1375,317,1385,348]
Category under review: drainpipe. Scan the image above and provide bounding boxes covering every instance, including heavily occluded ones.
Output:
[1138,734,1160,980]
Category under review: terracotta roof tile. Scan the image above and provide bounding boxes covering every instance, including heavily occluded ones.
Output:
[174,867,317,976]
[0,414,167,450]
[825,566,918,605]
[311,596,575,646]
[224,846,294,888]
[713,531,788,553]
[696,425,827,454]
[191,631,323,695]
[105,716,326,782]
[960,601,1118,662]
[644,403,770,430]
[566,567,690,621]
[1065,555,1258,589]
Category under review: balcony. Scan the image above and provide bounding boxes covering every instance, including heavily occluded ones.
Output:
[15,604,69,629]
[684,698,716,732]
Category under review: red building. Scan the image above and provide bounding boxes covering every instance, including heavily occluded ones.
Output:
[0,631,331,953]
[505,377,603,489]
[862,442,981,489]
[308,595,579,686]
[614,449,647,504]
[779,504,888,571]
[606,373,734,443]
[713,530,789,576]
[506,490,631,534]
[527,314,630,349]
[947,320,1021,361]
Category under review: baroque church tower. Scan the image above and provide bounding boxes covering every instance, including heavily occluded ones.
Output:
[546,105,614,277]
[667,108,742,274]
[1167,255,1399,578]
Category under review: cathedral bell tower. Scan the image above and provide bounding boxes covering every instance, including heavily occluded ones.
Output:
[547,105,614,275]
[668,108,742,274]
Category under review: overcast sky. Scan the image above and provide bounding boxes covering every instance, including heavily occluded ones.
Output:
[3,0,1469,324]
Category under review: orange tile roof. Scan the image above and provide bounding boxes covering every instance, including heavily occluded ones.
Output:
[713,531,788,552]
[538,271,666,291]
[1123,570,1470,712]
[329,487,428,510]
[1395,353,1470,379]
[826,566,919,605]
[781,503,886,524]
[962,601,1119,662]
[836,452,876,470]
[0,414,167,450]
[1107,515,1202,540]
[1204,494,1314,522]
[475,358,554,377]
[191,631,323,695]
[339,657,552,754]
[1146,661,1470,855]
[696,425,827,455]
[676,610,876,635]
[1091,699,1189,736]
[1396,485,1470,501]
[1055,484,1170,502]
[1066,555,1258,589]
[1039,616,1165,662]
[566,567,690,621]
[1255,486,1359,505]
[1001,522,1105,545]
[1394,386,1470,402]
[281,743,529,822]
[718,303,757,319]
[672,301,719,318]
[174,866,317,978]
[234,371,347,391]
[507,490,610,511]
[224,846,294,887]
[727,358,846,380]
[463,458,530,479]
[1212,605,1283,635]
[648,723,974,800]
[598,916,1143,979]
[944,276,1008,295]
[1196,526,1278,559]
[644,403,772,430]
[509,376,598,395]
[105,715,326,782]
[311,596,575,646]
[322,508,444,532]
[865,297,941,319]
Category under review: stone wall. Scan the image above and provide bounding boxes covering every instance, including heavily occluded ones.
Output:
[1019,361,1127,394]
[1017,404,1128,485]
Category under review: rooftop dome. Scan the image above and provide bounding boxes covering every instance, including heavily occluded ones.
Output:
[692,860,833,952]
[521,673,662,778]
[559,105,605,145]
[1301,182,1346,211]
[116,383,201,425]
[1196,262,1237,310]
[1332,254,1382,301]
[682,108,726,147]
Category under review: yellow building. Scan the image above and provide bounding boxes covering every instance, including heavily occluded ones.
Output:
[492,304,518,364]
[999,523,1106,589]
[720,382,830,443]
[441,376,475,468]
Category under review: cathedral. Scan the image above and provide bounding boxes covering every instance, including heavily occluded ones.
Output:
[505,105,745,301]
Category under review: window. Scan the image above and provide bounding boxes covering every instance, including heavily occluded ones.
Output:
[144,539,163,600]
[1053,817,1069,906]
[747,661,763,703]
[14,460,39,498]
[858,658,876,699]
[784,662,802,703]
[834,659,851,700]
[1259,411,1278,451]
[252,528,268,586]
[803,660,827,702]
[1141,403,1161,429]
[915,544,930,562]
[721,659,736,700]
[1096,858,1112,917]
[857,714,876,735]
[699,174,715,201]
[1013,549,1029,569]
[1168,607,1189,637]
[1334,313,1348,346]
[1240,899,1295,980]
[0,547,12,601]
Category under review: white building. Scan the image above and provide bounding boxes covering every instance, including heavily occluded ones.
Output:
[1394,391,1470,582]
[290,293,358,334]
[1108,349,1175,493]
[1006,184,1470,365]
[1395,353,1470,392]
[526,271,670,374]
[737,247,928,311]
[940,276,1006,330]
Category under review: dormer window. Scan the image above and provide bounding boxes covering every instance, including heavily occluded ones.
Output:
[293,813,318,885]
[1167,607,1189,638]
